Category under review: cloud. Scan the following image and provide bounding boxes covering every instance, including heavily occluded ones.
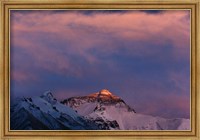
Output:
[11,10,190,78]
[10,10,190,119]
[138,95,190,118]
[124,86,190,119]
[11,10,190,57]
[168,70,190,94]
[11,71,38,82]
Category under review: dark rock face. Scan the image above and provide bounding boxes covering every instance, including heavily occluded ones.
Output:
[61,89,136,113]
[87,117,120,130]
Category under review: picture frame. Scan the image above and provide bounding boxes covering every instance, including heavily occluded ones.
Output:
[0,0,199,139]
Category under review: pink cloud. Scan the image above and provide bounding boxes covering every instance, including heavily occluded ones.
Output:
[135,93,190,118]
[169,70,190,94]
[11,10,190,77]
[120,75,190,118]
[12,10,190,51]
[11,71,38,82]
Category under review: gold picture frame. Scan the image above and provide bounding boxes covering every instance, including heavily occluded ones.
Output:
[0,0,199,139]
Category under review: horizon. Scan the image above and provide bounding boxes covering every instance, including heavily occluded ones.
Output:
[10,10,190,119]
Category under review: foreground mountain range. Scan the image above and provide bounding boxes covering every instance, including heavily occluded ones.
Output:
[11,89,190,130]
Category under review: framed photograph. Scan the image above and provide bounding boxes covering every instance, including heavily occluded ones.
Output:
[0,0,199,139]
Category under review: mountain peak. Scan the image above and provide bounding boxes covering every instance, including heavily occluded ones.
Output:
[99,89,112,96]
[87,89,117,99]
[41,90,53,98]
[40,90,57,104]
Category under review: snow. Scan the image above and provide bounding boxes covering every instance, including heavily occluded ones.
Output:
[11,92,99,130]
[55,102,79,118]
[12,90,190,130]
[75,102,97,116]
[87,105,190,130]
[177,119,190,130]
[62,89,190,130]
[99,89,112,96]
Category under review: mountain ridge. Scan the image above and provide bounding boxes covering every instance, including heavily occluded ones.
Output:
[11,90,190,130]
[61,89,136,113]
[61,89,190,130]
[11,91,99,130]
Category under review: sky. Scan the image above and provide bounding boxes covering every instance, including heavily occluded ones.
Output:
[10,10,190,119]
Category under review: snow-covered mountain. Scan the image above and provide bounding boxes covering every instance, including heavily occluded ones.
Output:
[61,89,190,130]
[10,91,98,130]
[11,89,190,130]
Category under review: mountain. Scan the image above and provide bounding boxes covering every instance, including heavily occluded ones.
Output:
[10,91,98,130]
[61,89,190,130]
[11,89,190,130]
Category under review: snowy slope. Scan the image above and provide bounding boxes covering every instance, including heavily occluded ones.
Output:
[10,91,98,130]
[62,89,190,130]
[11,89,190,130]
